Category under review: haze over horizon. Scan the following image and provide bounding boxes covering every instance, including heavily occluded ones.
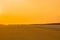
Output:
[0,0,60,24]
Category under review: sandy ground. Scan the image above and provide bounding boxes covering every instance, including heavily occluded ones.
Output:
[0,25,60,40]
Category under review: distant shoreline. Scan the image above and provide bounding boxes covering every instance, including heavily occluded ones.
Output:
[0,23,60,25]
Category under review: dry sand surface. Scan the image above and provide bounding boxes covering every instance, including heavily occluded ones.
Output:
[0,25,60,40]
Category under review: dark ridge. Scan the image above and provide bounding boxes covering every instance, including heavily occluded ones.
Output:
[29,23,60,25]
[43,23,60,25]
[0,23,60,26]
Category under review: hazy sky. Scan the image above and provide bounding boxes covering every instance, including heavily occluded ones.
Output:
[0,0,60,24]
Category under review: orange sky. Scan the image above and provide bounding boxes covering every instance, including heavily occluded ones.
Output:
[0,0,60,24]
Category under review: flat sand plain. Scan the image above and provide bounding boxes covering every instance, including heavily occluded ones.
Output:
[0,25,60,40]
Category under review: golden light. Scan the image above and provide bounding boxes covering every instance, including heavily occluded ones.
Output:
[0,0,60,24]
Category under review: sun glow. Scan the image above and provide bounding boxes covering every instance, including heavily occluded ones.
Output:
[0,0,60,24]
